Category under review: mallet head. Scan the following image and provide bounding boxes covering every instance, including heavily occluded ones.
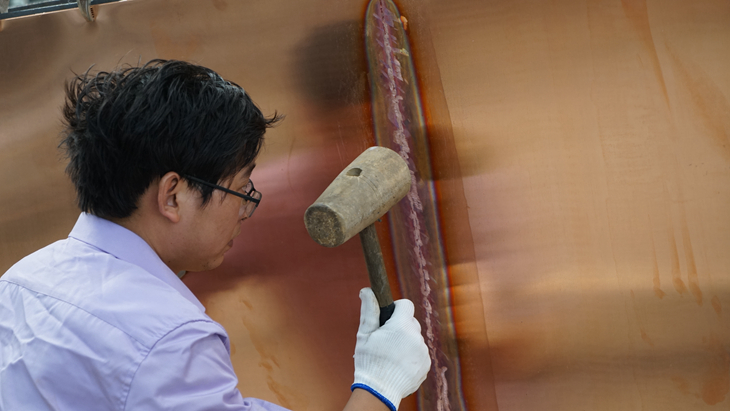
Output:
[304,146,411,247]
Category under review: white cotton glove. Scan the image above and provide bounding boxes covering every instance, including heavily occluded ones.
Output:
[351,288,431,411]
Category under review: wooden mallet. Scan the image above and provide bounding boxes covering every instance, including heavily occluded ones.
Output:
[304,146,411,326]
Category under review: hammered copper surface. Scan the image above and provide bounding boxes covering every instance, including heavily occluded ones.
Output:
[1,0,729,410]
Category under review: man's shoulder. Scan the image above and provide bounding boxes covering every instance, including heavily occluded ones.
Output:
[1,237,220,349]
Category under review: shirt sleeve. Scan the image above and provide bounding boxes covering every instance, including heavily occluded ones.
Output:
[124,321,290,411]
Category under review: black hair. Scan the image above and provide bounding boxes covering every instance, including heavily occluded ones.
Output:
[60,59,281,220]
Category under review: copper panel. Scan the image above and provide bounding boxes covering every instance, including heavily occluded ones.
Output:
[1,0,729,410]
[422,0,730,409]
[0,2,380,410]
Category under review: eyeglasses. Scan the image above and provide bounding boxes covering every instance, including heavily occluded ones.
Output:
[183,175,262,219]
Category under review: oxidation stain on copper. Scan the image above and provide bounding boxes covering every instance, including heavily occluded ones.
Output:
[681,219,703,307]
[666,45,730,160]
[620,0,670,106]
[668,227,688,296]
[711,295,722,318]
[701,333,730,405]
[650,237,666,299]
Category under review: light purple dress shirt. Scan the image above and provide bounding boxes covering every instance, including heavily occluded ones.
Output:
[0,213,289,411]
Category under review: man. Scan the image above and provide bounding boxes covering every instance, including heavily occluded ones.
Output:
[0,60,430,410]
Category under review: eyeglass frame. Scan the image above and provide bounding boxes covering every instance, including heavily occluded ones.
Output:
[182,174,261,217]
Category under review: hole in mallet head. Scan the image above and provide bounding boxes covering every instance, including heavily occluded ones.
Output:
[346,167,362,176]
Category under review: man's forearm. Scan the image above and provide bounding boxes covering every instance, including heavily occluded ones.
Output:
[343,388,390,411]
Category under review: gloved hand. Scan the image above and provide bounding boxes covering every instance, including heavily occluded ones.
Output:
[351,288,431,411]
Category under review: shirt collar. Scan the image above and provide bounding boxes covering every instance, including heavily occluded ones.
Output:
[68,212,206,313]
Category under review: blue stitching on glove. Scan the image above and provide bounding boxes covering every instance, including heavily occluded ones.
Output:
[351,383,396,411]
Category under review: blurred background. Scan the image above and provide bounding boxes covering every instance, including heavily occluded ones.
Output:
[1,0,729,410]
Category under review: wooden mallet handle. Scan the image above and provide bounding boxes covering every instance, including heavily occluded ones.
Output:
[359,223,395,326]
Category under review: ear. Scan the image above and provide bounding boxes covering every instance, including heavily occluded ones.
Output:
[157,172,184,223]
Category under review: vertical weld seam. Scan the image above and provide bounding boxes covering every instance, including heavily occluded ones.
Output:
[374,1,451,409]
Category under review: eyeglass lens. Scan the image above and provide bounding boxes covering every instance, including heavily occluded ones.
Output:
[240,181,261,219]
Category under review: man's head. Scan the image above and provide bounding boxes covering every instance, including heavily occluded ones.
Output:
[60,59,281,272]
[61,59,280,220]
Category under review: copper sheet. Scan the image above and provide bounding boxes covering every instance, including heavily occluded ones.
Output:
[1,0,729,410]
[422,0,730,409]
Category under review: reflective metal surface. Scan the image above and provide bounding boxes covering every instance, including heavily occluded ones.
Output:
[1,0,729,410]
[423,0,730,409]
[0,0,115,20]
